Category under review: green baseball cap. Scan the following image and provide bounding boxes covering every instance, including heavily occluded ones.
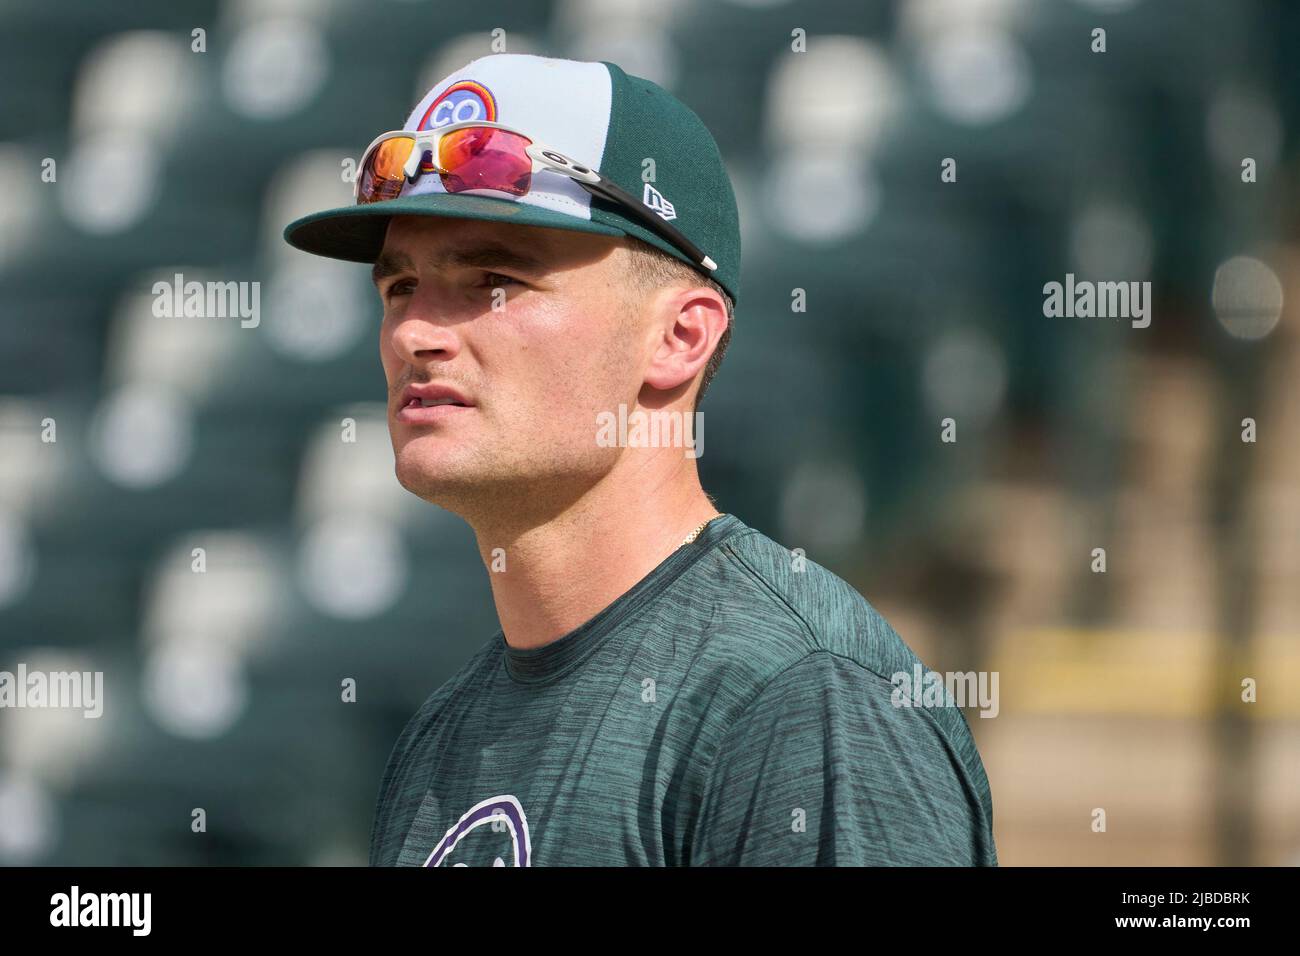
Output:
[283,53,742,305]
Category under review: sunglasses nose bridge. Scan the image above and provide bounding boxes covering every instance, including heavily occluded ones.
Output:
[404,135,437,179]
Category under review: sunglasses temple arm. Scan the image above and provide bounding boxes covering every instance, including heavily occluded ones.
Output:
[579,177,718,273]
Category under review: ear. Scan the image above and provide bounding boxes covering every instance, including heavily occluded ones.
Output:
[641,286,730,395]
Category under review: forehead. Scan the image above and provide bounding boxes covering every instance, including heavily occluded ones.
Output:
[380,215,621,265]
[379,219,626,283]
[384,214,546,252]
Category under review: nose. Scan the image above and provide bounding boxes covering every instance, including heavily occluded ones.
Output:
[387,297,464,366]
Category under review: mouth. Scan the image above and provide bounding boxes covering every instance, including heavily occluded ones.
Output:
[404,396,470,409]
[395,384,475,425]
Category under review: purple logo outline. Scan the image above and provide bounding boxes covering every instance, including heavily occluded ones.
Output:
[424,794,532,867]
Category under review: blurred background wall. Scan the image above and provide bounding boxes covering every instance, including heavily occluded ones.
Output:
[0,0,1296,865]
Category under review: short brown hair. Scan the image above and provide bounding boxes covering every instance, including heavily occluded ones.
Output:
[623,240,734,412]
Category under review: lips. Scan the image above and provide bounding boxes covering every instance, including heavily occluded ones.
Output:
[395,382,475,425]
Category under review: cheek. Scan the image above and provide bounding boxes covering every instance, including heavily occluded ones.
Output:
[508,308,630,414]
[378,316,401,380]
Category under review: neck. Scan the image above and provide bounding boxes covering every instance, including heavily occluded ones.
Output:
[468,448,720,650]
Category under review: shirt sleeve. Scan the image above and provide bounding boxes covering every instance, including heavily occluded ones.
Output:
[690,650,997,866]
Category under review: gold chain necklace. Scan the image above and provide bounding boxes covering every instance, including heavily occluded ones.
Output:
[680,513,723,547]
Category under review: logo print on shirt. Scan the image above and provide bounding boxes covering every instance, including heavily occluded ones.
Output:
[424,794,532,867]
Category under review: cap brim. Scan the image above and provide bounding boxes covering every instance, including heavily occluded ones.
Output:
[283,192,630,263]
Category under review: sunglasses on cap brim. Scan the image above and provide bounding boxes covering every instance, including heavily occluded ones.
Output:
[354,119,718,275]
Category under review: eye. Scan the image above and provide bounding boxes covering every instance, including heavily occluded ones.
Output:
[384,278,416,299]
[481,272,521,289]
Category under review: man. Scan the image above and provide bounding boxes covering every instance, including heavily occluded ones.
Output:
[285,53,996,866]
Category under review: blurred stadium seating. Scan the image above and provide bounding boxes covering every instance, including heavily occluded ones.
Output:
[0,0,1297,865]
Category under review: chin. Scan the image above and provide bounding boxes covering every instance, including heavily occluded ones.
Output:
[393,442,475,500]
[390,427,618,516]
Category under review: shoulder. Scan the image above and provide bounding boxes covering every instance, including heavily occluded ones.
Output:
[691,520,987,781]
[387,633,502,755]
[369,634,504,865]
[375,634,502,806]
[694,519,925,697]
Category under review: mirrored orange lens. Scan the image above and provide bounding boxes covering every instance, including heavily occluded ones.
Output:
[358,136,415,204]
[436,127,532,196]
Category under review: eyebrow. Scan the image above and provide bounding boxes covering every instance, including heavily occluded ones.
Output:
[371,240,552,287]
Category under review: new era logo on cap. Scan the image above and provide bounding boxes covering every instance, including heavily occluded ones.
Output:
[642,183,677,221]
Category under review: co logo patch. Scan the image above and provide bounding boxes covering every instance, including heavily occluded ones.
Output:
[418,80,498,131]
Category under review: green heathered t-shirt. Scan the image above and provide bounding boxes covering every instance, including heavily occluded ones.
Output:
[369,513,998,866]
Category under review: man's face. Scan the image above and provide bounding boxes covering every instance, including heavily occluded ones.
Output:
[375,215,646,516]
